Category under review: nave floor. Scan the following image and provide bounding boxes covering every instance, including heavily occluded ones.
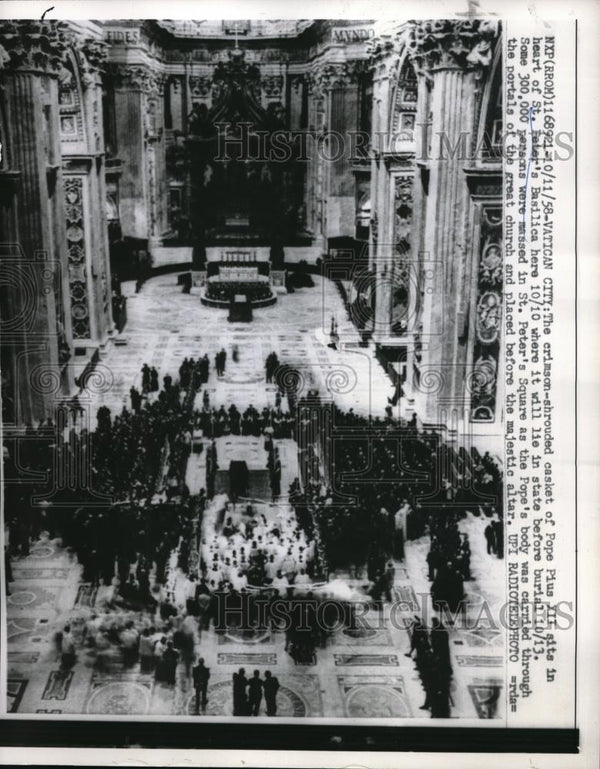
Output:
[5,270,506,720]
[83,273,399,428]
[5,513,505,721]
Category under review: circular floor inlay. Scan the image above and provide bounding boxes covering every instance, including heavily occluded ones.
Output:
[29,545,54,559]
[343,626,377,639]
[186,680,307,717]
[346,685,411,718]
[222,371,264,384]
[223,626,271,645]
[86,682,150,715]
[8,591,37,607]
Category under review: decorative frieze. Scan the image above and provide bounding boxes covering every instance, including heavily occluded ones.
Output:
[391,174,414,333]
[64,176,91,339]
[469,205,502,422]
[370,212,378,249]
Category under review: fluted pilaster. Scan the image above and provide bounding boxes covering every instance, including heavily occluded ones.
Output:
[406,20,500,424]
[0,22,71,423]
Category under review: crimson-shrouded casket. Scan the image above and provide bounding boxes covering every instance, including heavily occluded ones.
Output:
[229,460,249,498]
[228,294,252,322]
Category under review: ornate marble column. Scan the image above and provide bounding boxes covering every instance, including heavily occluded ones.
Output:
[304,73,327,251]
[405,20,500,425]
[108,63,166,248]
[0,21,70,424]
[330,61,361,238]
[368,34,402,340]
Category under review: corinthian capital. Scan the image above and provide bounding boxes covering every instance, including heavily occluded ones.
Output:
[405,19,500,74]
[106,62,165,94]
[367,33,402,80]
[0,20,70,75]
[308,63,352,93]
[71,37,108,87]
[79,38,108,72]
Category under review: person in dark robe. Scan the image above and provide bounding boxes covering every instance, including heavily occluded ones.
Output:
[232,668,248,715]
[263,670,280,716]
[192,657,211,714]
[141,365,151,394]
[430,617,451,674]
[484,521,496,554]
[426,546,440,581]
[247,669,263,716]
[161,641,179,685]
[405,615,428,658]
[492,518,504,558]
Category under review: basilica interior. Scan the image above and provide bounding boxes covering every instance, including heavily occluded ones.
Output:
[2,19,505,721]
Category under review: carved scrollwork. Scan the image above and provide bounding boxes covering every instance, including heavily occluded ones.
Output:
[261,75,283,99]
[189,75,212,99]
[80,38,108,71]
[74,37,108,86]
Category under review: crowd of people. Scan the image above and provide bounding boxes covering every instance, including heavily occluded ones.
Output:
[57,606,284,715]
[291,403,503,583]
[3,339,505,721]
[194,404,295,439]
[233,669,280,716]
[405,616,453,718]
[200,500,317,592]
[93,363,200,504]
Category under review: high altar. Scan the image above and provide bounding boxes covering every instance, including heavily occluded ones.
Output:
[200,247,281,320]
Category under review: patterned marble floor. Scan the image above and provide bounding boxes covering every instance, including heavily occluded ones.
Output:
[5,519,505,720]
[4,273,505,720]
[82,273,399,429]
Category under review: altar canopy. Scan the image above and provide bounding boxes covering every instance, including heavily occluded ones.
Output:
[186,48,302,243]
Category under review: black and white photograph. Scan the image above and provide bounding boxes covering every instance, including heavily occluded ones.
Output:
[0,3,596,767]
